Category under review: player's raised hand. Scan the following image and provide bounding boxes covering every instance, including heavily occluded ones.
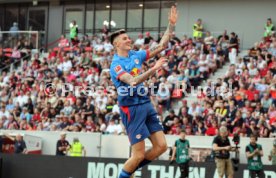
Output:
[168,5,178,25]
[153,57,167,70]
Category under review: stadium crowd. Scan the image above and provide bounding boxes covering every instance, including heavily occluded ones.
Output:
[0,21,276,139]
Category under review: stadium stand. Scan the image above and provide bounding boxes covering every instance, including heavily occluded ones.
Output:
[0,27,275,140]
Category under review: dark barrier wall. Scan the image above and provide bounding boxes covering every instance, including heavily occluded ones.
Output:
[0,154,275,178]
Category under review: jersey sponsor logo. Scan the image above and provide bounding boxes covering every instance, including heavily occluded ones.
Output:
[134,59,139,64]
[114,65,123,73]
[130,68,141,77]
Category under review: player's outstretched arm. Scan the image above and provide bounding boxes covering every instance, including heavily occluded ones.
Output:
[148,5,178,59]
[119,58,167,86]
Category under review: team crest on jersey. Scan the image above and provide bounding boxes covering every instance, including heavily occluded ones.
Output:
[134,59,139,64]
[136,134,142,139]
[114,65,122,73]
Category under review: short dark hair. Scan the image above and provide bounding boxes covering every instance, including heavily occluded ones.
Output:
[169,109,175,114]
[180,129,186,134]
[109,29,126,44]
[250,134,258,141]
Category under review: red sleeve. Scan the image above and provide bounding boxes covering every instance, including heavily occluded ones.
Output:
[146,50,150,61]
[117,71,127,80]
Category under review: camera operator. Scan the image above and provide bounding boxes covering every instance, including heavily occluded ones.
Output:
[212,126,237,178]
[246,134,265,178]
[171,130,190,178]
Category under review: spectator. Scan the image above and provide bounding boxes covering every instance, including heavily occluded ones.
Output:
[206,121,218,136]
[9,22,19,38]
[264,18,274,38]
[193,19,203,39]
[58,34,69,48]
[228,32,239,52]
[194,121,206,136]
[105,119,122,135]
[188,102,202,117]
[0,105,10,118]
[56,132,70,156]
[19,107,32,123]
[247,121,258,137]
[4,133,27,154]
[157,83,171,111]
[163,110,176,133]
[144,31,153,45]
[188,64,200,87]
[204,31,214,45]
[69,20,78,44]
[85,116,97,132]
[98,117,107,133]
[11,46,21,60]
[134,33,144,47]
[59,115,71,130]
[103,38,113,53]
[81,34,91,47]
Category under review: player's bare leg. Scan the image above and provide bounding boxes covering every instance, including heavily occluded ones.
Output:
[131,131,167,173]
[145,131,167,160]
[119,141,145,178]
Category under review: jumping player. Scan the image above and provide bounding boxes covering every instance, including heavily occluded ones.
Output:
[109,6,178,178]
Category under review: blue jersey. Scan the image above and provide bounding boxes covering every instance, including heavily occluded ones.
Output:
[110,50,150,106]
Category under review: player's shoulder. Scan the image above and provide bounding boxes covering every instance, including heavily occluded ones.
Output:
[128,50,138,57]
[129,49,145,56]
[110,56,123,67]
[111,54,120,63]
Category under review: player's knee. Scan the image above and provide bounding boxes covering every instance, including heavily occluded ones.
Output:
[160,142,168,153]
[157,142,167,155]
[133,152,145,162]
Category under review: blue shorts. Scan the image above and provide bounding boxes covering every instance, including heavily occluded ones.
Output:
[120,102,163,145]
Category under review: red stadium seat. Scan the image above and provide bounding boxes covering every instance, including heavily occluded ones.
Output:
[171,89,183,99]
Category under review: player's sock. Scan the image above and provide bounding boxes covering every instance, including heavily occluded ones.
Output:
[134,159,151,171]
[119,169,132,178]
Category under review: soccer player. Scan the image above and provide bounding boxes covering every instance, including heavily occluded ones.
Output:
[109,6,178,178]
